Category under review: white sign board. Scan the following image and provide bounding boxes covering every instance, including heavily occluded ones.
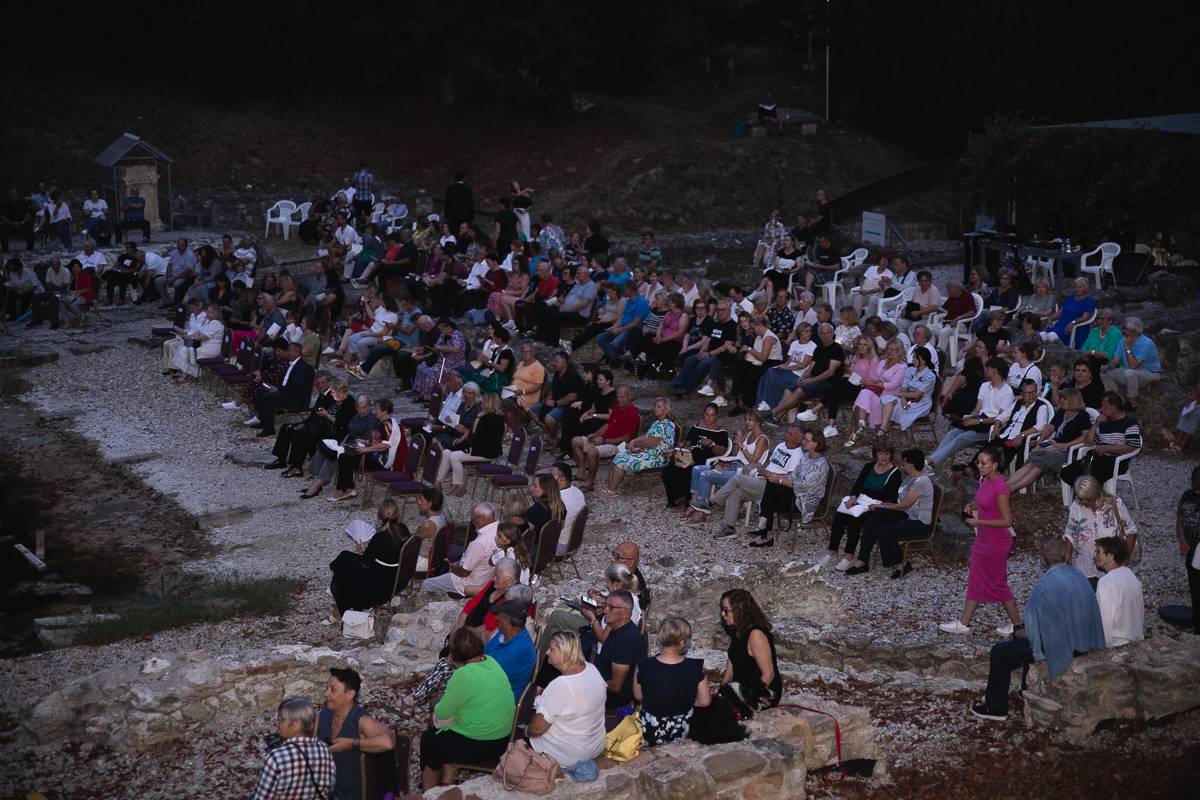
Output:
[862,211,887,246]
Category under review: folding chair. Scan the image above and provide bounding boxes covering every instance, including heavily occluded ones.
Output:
[389,439,444,519]
[548,506,588,579]
[487,434,542,502]
[365,434,425,504]
[413,524,452,584]
[900,484,943,565]
[530,520,563,580]
[446,683,538,781]
[467,428,527,496]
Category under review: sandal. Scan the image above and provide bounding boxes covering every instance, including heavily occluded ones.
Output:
[328,491,357,503]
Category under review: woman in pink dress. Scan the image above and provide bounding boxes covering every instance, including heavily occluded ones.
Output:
[939,445,1022,636]
[846,338,907,448]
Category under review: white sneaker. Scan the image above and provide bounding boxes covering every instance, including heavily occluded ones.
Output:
[322,346,336,355]
[242,416,261,427]
[938,621,971,634]
[755,401,771,412]
[995,624,1015,637]
[796,409,818,422]
[712,395,729,407]
[221,401,240,410]
[822,425,839,438]
[697,384,715,396]
[835,557,854,572]
[816,553,833,567]
[558,339,573,355]
[503,320,517,333]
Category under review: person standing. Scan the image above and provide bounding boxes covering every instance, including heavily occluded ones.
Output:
[1176,464,1200,635]
[0,189,37,253]
[971,538,1105,722]
[939,446,1023,635]
[350,161,374,226]
[251,697,336,800]
[444,171,475,232]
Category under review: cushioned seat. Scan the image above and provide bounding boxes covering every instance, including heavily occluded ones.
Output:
[370,470,413,483]
[389,480,426,495]
[490,473,528,487]
[471,464,513,475]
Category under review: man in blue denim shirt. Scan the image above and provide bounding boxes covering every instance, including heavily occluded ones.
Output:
[597,281,648,364]
[484,600,537,702]
[973,537,1105,721]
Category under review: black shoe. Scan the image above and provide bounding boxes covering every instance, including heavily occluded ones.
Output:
[264,460,286,470]
[889,563,914,579]
[749,537,775,548]
[256,429,275,438]
[747,528,769,538]
[970,703,1007,721]
[844,565,869,576]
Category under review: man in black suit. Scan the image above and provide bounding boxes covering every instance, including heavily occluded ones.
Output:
[256,341,316,437]
[444,171,474,232]
[266,372,356,474]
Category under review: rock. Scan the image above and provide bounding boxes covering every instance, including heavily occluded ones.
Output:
[636,755,713,800]
[225,450,279,468]
[8,581,93,597]
[142,657,172,674]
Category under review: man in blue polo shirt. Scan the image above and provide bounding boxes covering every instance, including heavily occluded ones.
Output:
[117,186,151,243]
[597,281,649,365]
[484,600,537,702]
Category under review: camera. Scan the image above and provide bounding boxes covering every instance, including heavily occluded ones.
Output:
[264,733,285,750]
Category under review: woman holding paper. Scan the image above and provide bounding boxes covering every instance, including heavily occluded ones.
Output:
[826,445,903,571]
[301,397,382,499]
[327,499,409,622]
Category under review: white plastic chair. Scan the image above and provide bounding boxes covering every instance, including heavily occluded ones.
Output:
[876,286,913,321]
[370,202,385,224]
[1080,242,1120,289]
[823,247,869,309]
[264,200,297,240]
[1059,408,1103,506]
[428,213,441,223]
[948,293,984,366]
[1067,309,1097,349]
[1105,447,1140,511]
[1029,255,1057,287]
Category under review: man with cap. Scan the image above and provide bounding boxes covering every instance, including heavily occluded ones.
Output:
[484,600,537,702]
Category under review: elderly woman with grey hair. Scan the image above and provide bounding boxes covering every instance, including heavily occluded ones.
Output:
[1041,277,1096,346]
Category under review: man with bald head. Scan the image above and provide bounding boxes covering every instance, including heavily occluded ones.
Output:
[571,384,640,492]
[420,502,499,597]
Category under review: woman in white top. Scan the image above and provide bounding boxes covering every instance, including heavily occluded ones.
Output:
[172,304,224,381]
[756,322,815,412]
[1062,475,1138,586]
[162,299,207,372]
[729,315,782,415]
[43,189,73,248]
[528,631,607,770]
[686,411,771,523]
[346,295,399,373]
[1005,340,1043,391]
[413,486,447,574]
[833,306,862,351]
[851,255,895,314]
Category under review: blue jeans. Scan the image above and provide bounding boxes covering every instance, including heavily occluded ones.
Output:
[597,330,631,361]
[928,426,988,467]
[531,402,565,423]
[672,354,718,391]
[49,220,71,248]
[690,464,738,499]
[756,368,799,409]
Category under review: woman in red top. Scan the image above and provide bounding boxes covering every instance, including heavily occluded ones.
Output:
[65,260,99,320]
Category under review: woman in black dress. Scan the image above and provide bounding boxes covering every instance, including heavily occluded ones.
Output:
[718,589,781,718]
[661,402,729,508]
[328,499,409,623]
[558,366,615,454]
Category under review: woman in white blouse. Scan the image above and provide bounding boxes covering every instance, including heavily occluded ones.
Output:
[171,304,224,382]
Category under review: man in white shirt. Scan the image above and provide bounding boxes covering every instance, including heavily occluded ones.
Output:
[329,213,361,280]
[463,250,490,290]
[927,357,1015,468]
[76,238,108,273]
[420,502,499,596]
[678,273,700,309]
[709,424,807,537]
[82,190,108,240]
[551,462,587,551]
[135,250,170,304]
[1094,536,1144,647]
[997,378,1053,466]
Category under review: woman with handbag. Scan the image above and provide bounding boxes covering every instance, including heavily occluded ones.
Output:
[1063,474,1139,589]
[685,412,770,523]
[660,402,729,508]
[527,631,607,776]
[599,397,677,497]
[845,338,907,448]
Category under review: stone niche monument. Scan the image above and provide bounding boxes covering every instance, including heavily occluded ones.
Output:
[119,163,165,232]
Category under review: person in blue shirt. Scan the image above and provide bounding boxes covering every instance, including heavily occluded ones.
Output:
[608,256,632,288]
[1103,315,1161,412]
[598,281,649,365]
[973,537,1105,721]
[484,600,537,702]
[117,186,151,243]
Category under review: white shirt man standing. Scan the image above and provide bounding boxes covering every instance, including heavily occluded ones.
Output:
[1094,535,1144,647]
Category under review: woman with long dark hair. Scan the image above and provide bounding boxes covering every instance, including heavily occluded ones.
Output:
[718,589,781,717]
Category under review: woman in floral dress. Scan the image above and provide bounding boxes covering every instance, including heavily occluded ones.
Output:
[601,397,676,497]
[1063,474,1138,588]
[413,318,467,401]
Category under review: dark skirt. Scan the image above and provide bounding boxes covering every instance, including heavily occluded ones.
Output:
[329,551,394,613]
[661,462,695,505]
[420,728,509,770]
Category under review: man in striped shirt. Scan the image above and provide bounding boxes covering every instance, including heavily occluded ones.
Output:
[252,697,337,800]
[1060,391,1141,489]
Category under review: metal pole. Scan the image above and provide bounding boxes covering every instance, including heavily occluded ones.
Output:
[824,0,831,121]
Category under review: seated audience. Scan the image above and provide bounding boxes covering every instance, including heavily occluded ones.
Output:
[170,304,225,383]
[710,423,807,539]
[326,500,407,623]
[1062,475,1138,588]
[1007,388,1093,493]
[845,338,907,447]
[589,589,643,711]
[419,629,515,790]
[972,538,1105,722]
[318,667,396,800]
[1101,316,1161,411]
[254,341,317,436]
[1093,536,1145,647]
[1078,308,1121,376]
[751,427,830,547]
[528,631,608,773]
[301,396,381,499]
[877,345,937,434]
[989,378,1053,475]
[1058,392,1140,489]
[1040,277,1095,346]
[251,697,335,800]
[686,412,772,523]
[826,444,902,570]
[661,402,729,508]
[161,298,206,374]
[844,448,935,578]
[1165,380,1200,454]
[1176,466,1200,636]
[602,397,677,496]
[328,399,401,502]
[719,589,781,717]
[634,616,711,747]
[927,358,1013,469]
[441,391,506,495]
[1050,358,1104,410]
[573,385,639,491]
[420,502,499,596]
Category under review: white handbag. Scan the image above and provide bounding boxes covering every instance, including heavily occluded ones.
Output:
[341,609,374,639]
